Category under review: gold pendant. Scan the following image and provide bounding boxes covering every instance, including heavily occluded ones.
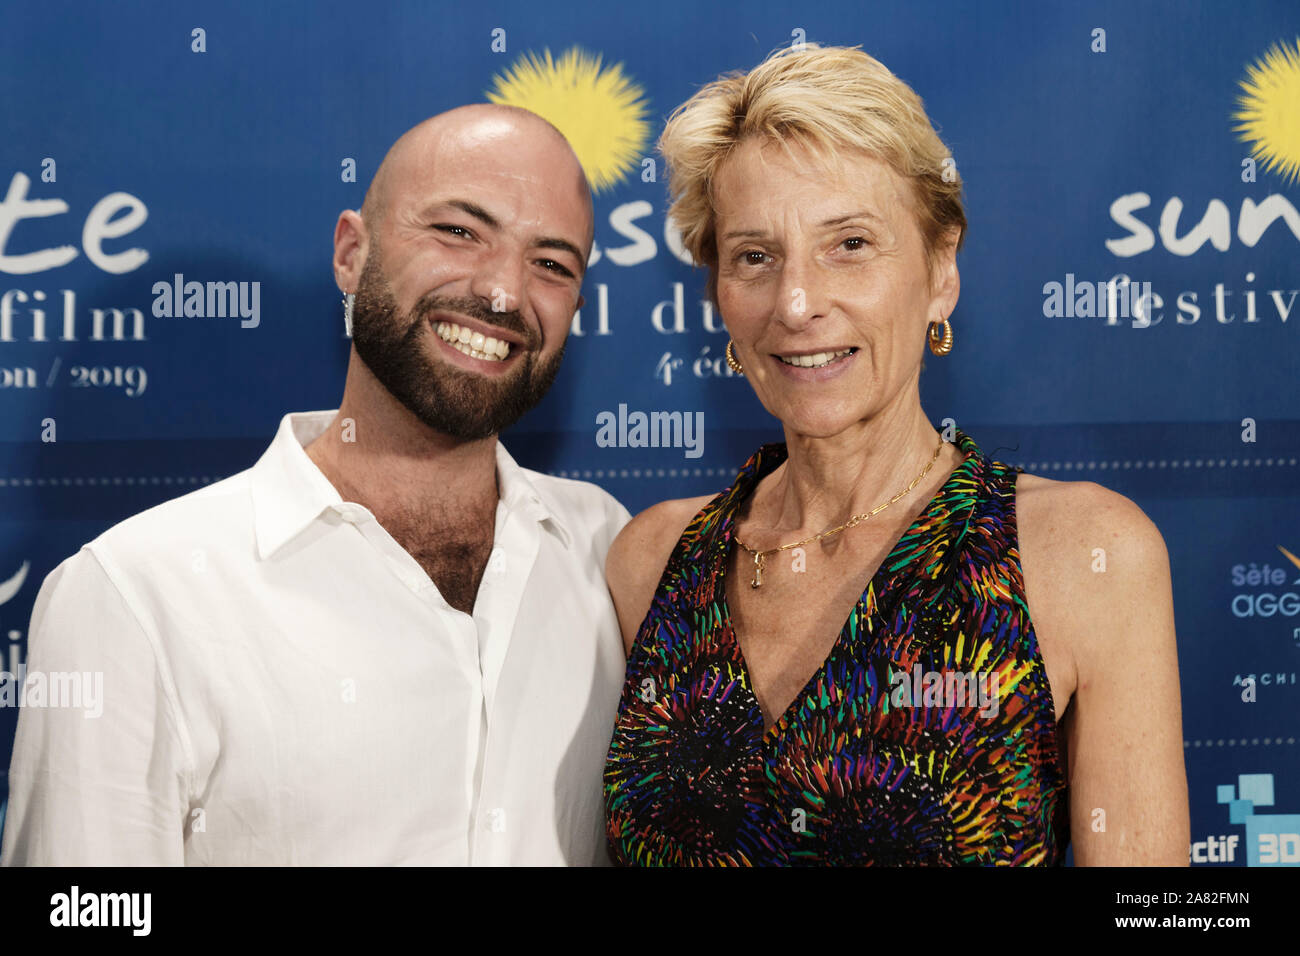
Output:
[751,551,764,588]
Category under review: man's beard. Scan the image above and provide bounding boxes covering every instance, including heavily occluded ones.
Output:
[349,245,566,441]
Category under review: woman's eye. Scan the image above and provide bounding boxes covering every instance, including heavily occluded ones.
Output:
[741,250,768,265]
[843,236,869,250]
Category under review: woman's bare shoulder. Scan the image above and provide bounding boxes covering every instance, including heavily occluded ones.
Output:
[605,494,717,654]
[1015,470,1167,558]
[1014,469,1172,643]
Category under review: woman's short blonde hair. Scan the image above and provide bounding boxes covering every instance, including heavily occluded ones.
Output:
[660,44,966,289]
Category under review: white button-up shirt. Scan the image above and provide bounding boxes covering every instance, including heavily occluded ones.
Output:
[0,410,630,865]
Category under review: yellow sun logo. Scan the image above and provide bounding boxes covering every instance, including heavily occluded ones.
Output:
[1232,37,1300,186]
[487,47,651,194]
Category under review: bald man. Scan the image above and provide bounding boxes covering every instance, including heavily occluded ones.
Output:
[0,105,631,866]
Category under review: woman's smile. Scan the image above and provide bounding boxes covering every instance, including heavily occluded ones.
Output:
[769,345,860,380]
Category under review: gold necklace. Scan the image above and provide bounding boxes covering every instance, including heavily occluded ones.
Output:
[733,437,946,588]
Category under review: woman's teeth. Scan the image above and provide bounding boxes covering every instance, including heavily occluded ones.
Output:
[434,321,512,361]
[777,348,855,368]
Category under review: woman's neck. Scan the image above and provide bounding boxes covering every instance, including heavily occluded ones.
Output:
[745,403,961,543]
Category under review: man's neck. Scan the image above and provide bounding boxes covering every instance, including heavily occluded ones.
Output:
[303,354,500,524]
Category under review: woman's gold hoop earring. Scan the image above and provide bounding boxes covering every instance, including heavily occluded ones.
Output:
[725,339,745,375]
[927,319,953,356]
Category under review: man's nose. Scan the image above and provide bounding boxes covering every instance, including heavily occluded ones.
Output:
[470,251,525,316]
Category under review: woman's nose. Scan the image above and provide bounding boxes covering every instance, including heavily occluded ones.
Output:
[774,261,821,328]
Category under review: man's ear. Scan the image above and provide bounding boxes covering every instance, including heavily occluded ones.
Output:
[333,209,368,293]
[576,293,586,311]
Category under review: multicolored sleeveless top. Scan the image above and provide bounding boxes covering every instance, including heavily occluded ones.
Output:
[603,430,1069,866]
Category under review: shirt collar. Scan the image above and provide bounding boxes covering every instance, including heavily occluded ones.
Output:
[250,410,573,559]
[492,438,575,551]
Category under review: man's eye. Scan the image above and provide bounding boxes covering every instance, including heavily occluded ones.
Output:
[435,224,471,238]
[539,259,576,278]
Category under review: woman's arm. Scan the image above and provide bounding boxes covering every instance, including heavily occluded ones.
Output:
[1034,481,1190,865]
[605,495,714,655]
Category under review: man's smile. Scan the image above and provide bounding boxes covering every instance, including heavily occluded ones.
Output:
[433,319,513,362]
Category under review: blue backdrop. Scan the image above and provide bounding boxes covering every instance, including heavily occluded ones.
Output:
[1,0,1297,866]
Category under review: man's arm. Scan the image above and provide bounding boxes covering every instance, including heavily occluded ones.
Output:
[1,548,191,866]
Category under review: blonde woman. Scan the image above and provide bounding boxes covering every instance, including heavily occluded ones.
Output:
[602,45,1188,866]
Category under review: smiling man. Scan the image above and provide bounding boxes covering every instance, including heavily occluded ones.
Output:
[1,104,631,866]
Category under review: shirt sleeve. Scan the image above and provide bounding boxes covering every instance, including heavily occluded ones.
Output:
[0,548,191,866]
[600,489,633,554]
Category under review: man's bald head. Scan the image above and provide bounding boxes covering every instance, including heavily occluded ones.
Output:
[358,104,593,246]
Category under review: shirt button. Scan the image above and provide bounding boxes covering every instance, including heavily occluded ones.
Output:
[486,808,507,833]
[488,548,507,575]
[335,504,366,524]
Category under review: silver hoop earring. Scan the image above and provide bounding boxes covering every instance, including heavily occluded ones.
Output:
[342,293,354,338]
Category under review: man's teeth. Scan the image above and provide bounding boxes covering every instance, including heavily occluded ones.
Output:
[777,348,854,368]
[434,321,511,361]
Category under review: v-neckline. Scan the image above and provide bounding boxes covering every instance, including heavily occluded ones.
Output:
[716,434,981,741]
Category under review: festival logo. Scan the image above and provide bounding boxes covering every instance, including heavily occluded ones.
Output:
[1101,38,1300,328]
[1216,773,1300,866]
